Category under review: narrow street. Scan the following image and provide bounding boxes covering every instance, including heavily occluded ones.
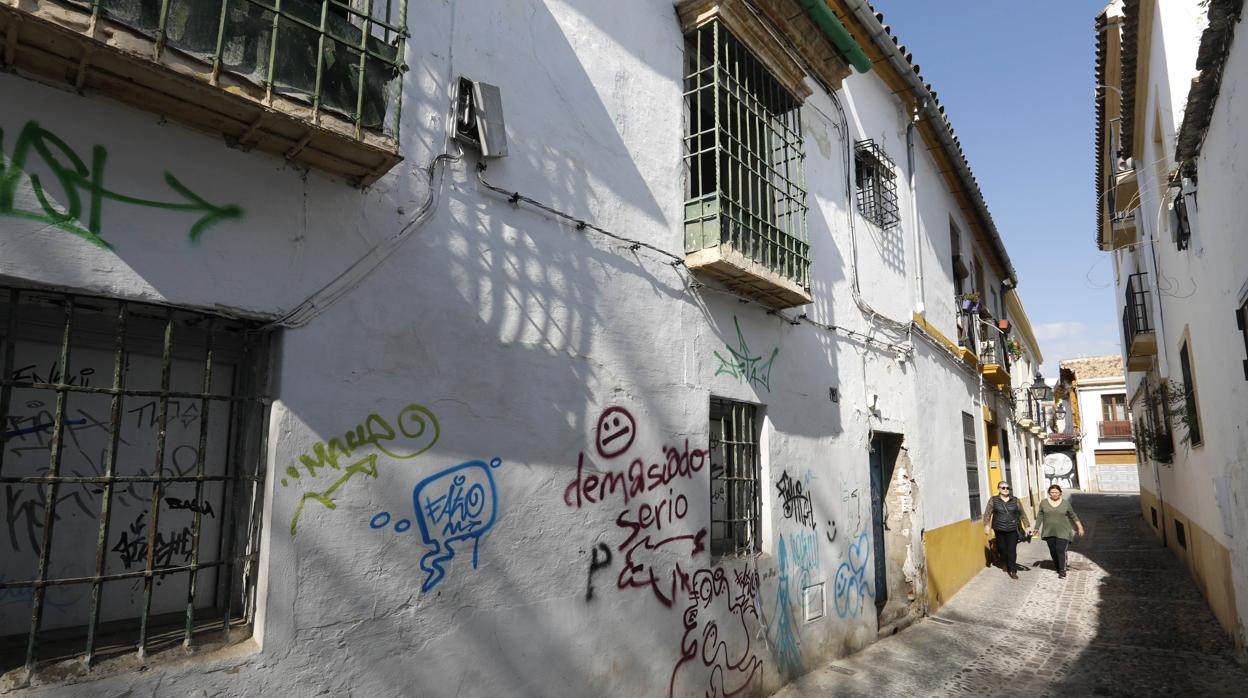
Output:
[775,494,1248,697]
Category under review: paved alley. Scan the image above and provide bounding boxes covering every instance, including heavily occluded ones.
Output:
[775,493,1248,697]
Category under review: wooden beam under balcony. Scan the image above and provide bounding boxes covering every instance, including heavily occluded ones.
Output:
[686,245,812,309]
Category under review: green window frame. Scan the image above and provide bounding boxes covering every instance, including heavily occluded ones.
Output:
[683,19,810,288]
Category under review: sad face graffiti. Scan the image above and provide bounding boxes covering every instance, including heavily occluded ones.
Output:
[595,406,636,459]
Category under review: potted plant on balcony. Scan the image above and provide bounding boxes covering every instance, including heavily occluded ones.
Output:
[956,292,982,314]
[1006,337,1023,361]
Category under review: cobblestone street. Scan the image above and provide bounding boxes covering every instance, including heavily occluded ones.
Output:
[775,494,1248,697]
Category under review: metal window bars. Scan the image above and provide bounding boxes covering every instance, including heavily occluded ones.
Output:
[1122,271,1152,341]
[683,19,811,288]
[55,0,408,138]
[854,139,900,230]
[709,397,760,558]
[0,287,269,679]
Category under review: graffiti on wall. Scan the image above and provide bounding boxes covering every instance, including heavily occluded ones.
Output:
[776,470,816,530]
[788,530,819,592]
[0,121,243,248]
[369,456,506,593]
[284,403,439,535]
[566,406,710,607]
[585,543,613,601]
[771,537,802,680]
[668,566,763,698]
[832,533,874,618]
[714,317,779,392]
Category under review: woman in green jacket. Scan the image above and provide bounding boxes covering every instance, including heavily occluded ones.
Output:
[1032,484,1084,578]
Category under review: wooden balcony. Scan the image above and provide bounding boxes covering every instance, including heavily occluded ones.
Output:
[0,0,406,185]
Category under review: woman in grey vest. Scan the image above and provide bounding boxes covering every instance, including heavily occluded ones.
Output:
[983,482,1030,579]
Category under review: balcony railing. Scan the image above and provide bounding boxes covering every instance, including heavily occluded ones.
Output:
[1099,420,1133,440]
[1123,272,1156,370]
[0,0,407,183]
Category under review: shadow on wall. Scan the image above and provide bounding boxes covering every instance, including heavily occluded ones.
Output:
[265,2,705,696]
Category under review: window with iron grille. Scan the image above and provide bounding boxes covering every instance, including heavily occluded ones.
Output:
[709,397,760,557]
[1178,341,1202,446]
[854,139,899,229]
[683,19,810,287]
[0,287,269,678]
[962,412,980,519]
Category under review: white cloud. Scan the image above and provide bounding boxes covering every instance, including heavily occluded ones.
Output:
[1032,321,1122,378]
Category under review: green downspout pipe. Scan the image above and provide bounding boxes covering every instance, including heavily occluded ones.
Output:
[800,0,873,73]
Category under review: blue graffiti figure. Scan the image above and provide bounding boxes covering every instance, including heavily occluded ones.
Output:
[833,533,874,618]
[772,536,802,680]
[413,457,503,592]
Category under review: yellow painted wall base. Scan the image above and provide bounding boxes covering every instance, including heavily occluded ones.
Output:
[924,517,990,613]
[1162,503,1241,645]
[1127,489,1241,654]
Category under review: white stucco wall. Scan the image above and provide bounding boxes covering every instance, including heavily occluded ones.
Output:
[1109,0,1246,654]
[0,1,1030,694]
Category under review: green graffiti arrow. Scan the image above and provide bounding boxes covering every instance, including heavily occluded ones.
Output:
[0,121,243,248]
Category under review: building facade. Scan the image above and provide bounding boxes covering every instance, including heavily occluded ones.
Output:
[1061,355,1139,493]
[1,1,1046,694]
[1094,0,1247,657]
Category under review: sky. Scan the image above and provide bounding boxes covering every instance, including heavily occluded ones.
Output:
[870,1,1118,378]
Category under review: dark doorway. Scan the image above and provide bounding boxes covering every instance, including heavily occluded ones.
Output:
[869,433,901,617]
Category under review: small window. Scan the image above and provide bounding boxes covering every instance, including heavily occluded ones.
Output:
[1175,520,1187,549]
[854,139,900,229]
[1237,299,1248,381]
[962,412,980,519]
[1178,341,1203,446]
[710,397,761,557]
[1151,506,1158,528]
[1102,394,1127,421]
[0,286,269,677]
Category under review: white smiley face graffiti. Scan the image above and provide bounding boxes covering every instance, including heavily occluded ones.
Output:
[595,406,636,458]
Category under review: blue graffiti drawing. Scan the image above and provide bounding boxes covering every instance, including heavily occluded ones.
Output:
[772,536,802,680]
[713,316,779,392]
[833,533,874,618]
[413,457,503,592]
[788,530,820,592]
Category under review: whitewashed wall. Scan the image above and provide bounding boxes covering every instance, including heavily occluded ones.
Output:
[0,1,1017,694]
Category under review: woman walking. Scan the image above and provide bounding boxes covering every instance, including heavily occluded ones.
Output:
[1033,484,1084,578]
[983,482,1030,579]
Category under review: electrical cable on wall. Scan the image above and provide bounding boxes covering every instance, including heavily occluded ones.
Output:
[474,162,915,358]
[261,149,461,330]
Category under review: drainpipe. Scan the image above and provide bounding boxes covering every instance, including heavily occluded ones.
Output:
[799,0,873,73]
[907,102,926,317]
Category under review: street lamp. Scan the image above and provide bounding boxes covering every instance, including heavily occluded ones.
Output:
[1029,371,1053,402]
